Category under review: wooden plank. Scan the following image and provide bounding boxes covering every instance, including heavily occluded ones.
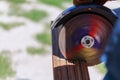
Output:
[67,60,76,80]
[53,55,61,80]
[52,55,90,80]
[80,61,90,80]
[60,58,69,80]
[74,60,82,80]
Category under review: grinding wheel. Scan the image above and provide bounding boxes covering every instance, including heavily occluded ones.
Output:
[59,14,113,66]
[51,4,117,66]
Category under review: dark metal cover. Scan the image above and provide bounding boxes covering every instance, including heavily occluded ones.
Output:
[51,4,117,66]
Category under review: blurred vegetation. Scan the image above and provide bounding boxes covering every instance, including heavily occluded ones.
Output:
[45,23,51,31]
[27,47,47,55]
[0,55,15,79]
[21,9,48,22]
[8,0,27,4]
[96,63,107,74]
[27,23,51,55]
[35,22,51,46]
[0,50,12,54]
[8,5,21,15]
[0,22,24,30]
[9,8,48,22]
[36,32,51,45]
[39,0,72,8]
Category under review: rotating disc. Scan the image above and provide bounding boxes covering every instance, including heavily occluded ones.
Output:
[59,13,112,66]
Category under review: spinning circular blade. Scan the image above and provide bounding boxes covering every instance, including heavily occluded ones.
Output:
[59,14,112,66]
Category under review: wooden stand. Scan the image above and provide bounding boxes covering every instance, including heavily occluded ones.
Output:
[51,2,117,80]
[51,21,90,80]
[52,54,90,80]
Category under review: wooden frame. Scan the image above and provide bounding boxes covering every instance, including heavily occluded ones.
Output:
[52,55,90,80]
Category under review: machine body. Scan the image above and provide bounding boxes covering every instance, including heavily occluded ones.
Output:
[51,4,117,66]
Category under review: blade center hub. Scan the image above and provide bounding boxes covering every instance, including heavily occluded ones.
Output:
[81,35,95,48]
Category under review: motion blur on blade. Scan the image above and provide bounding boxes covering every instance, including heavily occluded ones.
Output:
[51,4,117,66]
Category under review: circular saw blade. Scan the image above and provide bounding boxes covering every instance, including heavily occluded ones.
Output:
[59,13,112,66]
